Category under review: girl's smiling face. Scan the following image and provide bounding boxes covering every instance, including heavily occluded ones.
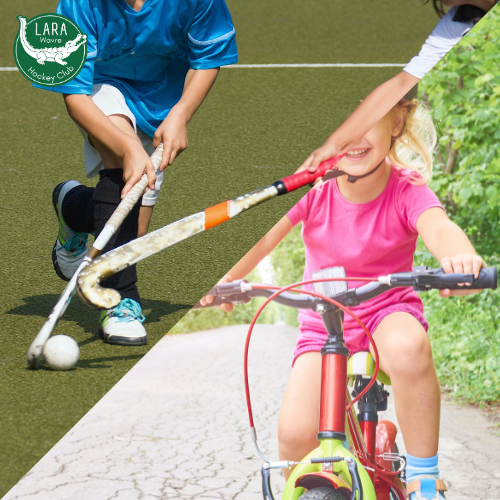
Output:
[338,107,406,177]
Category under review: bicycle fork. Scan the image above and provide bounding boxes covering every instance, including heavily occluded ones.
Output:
[264,308,376,500]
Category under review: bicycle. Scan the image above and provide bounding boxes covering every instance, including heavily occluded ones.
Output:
[197,265,497,500]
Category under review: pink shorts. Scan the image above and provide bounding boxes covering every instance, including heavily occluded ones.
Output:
[292,304,428,366]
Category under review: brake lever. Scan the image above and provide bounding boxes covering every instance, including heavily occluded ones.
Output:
[205,280,249,296]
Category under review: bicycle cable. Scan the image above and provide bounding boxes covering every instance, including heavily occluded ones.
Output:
[243,277,380,426]
[243,276,404,476]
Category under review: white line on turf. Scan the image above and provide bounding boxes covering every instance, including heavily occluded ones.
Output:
[226,63,406,68]
[0,63,405,72]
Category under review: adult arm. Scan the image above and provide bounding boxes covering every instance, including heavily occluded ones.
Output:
[299,71,419,172]
[299,5,476,173]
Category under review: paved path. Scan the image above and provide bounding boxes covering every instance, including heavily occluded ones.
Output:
[3,326,500,500]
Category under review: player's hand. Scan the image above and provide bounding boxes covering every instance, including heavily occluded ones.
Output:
[121,141,156,198]
[199,274,235,313]
[153,107,189,171]
[296,137,341,174]
[439,254,486,297]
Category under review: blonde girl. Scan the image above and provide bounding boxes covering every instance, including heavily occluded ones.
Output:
[201,97,485,500]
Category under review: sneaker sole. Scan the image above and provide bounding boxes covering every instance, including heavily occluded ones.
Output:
[99,328,147,346]
[51,180,82,282]
[52,240,71,282]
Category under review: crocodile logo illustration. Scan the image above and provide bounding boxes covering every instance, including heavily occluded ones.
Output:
[17,16,87,65]
[14,13,87,86]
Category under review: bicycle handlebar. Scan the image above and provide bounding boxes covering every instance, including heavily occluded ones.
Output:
[379,266,497,290]
[195,266,497,310]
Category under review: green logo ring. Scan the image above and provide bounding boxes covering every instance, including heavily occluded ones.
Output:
[14,13,87,86]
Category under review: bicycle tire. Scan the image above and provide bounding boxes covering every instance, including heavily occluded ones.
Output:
[299,486,347,500]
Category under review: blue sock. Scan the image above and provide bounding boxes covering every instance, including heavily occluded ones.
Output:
[406,453,444,499]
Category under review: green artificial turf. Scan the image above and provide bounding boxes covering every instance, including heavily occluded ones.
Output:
[0,0,437,495]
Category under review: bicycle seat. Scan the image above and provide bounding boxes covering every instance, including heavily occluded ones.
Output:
[347,351,391,386]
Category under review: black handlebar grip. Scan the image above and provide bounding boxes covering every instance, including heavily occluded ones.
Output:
[193,281,251,309]
[428,267,497,290]
[472,267,497,289]
[193,294,251,308]
[204,280,248,297]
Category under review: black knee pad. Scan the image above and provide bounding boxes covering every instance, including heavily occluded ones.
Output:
[93,169,142,303]
[94,169,127,205]
[61,185,95,233]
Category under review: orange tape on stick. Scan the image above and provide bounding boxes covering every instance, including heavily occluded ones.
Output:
[204,201,231,229]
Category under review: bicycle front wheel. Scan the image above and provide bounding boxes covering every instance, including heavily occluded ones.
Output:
[299,486,347,500]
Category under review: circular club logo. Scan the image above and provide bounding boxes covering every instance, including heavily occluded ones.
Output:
[14,14,87,86]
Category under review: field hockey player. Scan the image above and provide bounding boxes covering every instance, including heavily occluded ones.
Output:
[34,0,238,346]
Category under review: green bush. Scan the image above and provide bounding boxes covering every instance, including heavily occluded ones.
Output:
[424,290,500,403]
[416,7,500,405]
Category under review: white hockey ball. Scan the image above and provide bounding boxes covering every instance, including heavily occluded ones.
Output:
[43,335,80,371]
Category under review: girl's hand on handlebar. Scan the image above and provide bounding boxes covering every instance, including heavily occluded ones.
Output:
[439,254,486,297]
[199,274,235,312]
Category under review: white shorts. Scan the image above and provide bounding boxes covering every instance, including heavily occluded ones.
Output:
[78,83,164,206]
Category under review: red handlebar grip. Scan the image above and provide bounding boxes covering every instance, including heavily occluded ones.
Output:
[281,156,343,192]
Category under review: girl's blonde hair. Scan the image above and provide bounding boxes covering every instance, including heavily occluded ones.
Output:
[387,99,437,184]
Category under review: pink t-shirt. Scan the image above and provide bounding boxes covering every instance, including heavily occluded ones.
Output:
[287,165,443,350]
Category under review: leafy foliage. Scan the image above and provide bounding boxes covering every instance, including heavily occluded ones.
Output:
[269,223,306,326]
[417,8,500,404]
[420,8,500,257]
[424,290,500,403]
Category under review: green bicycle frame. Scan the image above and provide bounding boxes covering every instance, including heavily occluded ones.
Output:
[283,437,376,500]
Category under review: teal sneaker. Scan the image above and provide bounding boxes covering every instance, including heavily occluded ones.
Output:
[52,180,90,281]
[99,298,147,346]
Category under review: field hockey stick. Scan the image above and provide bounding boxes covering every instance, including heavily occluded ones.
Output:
[27,144,164,369]
[76,155,344,310]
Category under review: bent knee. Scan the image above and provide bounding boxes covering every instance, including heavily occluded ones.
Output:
[278,421,318,457]
[374,315,433,379]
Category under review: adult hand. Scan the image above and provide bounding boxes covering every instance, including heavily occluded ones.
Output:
[296,137,341,174]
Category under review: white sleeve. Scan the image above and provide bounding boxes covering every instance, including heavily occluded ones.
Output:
[403,7,472,80]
